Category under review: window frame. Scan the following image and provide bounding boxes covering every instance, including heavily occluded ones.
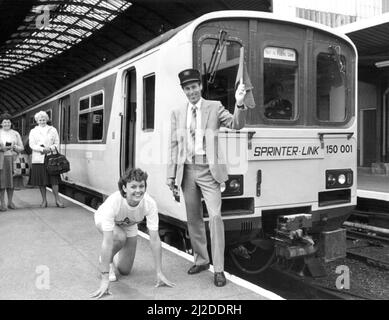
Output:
[312,44,353,126]
[198,35,243,113]
[259,41,303,126]
[77,90,105,142]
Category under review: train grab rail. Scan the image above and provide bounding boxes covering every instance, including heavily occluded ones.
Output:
[318,132,354,148]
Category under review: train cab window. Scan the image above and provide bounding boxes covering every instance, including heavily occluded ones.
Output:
[200,37,241,113]
[316,51,347,122]
[78,91,104,141]
[143,74,155,131]
[263,47,298,121]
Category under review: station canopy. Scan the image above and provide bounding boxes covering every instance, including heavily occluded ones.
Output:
[0,0,272,114]
[337,13,389,69]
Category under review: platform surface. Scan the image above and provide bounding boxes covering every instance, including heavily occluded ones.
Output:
[0,188,282,300]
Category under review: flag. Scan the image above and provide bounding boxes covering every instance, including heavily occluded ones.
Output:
[235,47,256,109]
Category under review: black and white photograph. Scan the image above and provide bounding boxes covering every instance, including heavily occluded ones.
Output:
[0,0,388,306]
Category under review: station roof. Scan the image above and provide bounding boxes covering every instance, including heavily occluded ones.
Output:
[0,0,272,114]
[336,13,389,68]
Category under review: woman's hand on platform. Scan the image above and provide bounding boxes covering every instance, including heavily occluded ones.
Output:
[155,272,175,288]
[90,277,112,299]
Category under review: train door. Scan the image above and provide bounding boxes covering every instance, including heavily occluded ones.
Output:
[121,68,137,175]
[360,108,377,167]
[59,95,71,153]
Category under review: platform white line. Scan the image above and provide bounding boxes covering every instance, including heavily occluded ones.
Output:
[357,189,389,202]
[53,189,284,300]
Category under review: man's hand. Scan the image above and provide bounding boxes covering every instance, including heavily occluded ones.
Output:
[166,178,175,191]
[155,272,175,288]
[90,277,112,299]
[235,83,246,106]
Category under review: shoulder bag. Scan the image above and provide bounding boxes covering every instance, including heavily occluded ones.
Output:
[45,147,70,175]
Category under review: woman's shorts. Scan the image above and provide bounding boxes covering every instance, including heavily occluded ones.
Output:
[94,216,138,238]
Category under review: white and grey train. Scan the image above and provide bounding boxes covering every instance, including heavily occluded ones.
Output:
[13,11,358,266]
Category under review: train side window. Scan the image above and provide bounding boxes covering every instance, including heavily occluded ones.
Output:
[80,97,89,111]
[143,74,155,131]
[46,109,52,125]
[78,91,104,141]
[29,116,35,131]
[263,47,298,121]
[13,118,20,133]
[91,93,103,107]
[200,38,241,113]
[316,52,347,122]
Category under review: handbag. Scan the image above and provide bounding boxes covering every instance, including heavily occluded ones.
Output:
[44,147,70,175]
[13,154,30,177]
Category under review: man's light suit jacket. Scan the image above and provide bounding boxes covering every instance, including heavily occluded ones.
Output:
[167,99,246,187]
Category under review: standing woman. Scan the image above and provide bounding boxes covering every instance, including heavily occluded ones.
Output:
[0,113,24,211]
[28,111,65,208]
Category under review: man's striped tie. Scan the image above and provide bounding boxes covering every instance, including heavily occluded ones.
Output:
[188,104,197,160]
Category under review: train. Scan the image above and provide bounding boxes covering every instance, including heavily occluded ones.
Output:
[12,11,358,271]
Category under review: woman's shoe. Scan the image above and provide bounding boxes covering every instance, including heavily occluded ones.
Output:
[7,203,16,209]
[40,202,48,208]
[0,206,7,212]
[56,201,65,208]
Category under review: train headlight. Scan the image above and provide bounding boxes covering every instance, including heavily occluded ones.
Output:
[229,179,241,192]
[326,170,353,189]
[221,175,243,197]
[338,174,346,185]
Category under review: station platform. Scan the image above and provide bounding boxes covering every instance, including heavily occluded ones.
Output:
[0,188,283,300]
[357,172,389,202]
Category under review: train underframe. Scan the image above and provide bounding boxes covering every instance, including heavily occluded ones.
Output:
[59,181,354,276]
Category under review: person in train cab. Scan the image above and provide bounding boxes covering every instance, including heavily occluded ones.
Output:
[166,68,248,287]
[28,111,65,208]
[91,168,175,299]
[264,82,292,120]
[0,113,24,211]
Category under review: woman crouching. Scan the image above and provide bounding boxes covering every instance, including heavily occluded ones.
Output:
[91,168,175,299]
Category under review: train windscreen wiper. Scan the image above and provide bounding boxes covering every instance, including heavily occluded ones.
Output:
[206,30,228,84]
[329,45,346,84]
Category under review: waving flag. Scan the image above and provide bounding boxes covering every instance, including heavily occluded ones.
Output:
[235,47,256,109]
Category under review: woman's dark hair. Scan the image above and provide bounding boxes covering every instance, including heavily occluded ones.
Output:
[0,112,12,124]
[118,168,148,197]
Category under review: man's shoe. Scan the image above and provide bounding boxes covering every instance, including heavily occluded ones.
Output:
[214,272,226,287]
[187,264,209,275]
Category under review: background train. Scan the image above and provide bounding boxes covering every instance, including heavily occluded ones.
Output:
[12,11,358,269]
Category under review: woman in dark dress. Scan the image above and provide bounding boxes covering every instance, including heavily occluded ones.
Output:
[28,111,65,208]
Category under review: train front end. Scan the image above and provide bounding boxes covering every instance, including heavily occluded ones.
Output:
[194,12,357,262]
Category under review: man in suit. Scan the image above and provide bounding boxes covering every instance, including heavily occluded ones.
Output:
[166,68,247,287]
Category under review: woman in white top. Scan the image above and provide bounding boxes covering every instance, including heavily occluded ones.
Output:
[0,113,24,211]
[28,111,65,208]
[91,168,175,299]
